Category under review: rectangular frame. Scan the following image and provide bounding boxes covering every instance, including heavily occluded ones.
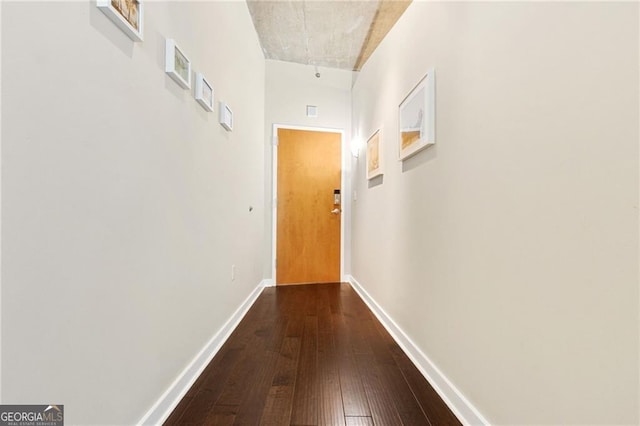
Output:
[195,73,214,112]
[366,128,383,180]
[97,0,143,42]
[399,68,435,160]
[219,102,233,131]
[165,39,191,89]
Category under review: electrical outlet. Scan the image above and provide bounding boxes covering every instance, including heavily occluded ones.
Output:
[231,264,235,281]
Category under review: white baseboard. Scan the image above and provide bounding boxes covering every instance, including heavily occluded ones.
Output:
[263,278,275,287]
[346,275,490,426]
[138,280,268,425]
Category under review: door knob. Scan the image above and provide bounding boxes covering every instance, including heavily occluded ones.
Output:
[331,208,341,214]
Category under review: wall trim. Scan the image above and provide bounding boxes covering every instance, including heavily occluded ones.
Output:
[263,279,275,287]
[138,280,268,425]
[346,275,490,426]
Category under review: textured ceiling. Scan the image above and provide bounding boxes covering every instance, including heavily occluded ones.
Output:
[246,0,411,71]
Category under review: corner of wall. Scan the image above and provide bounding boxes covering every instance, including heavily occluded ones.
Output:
[263,279,275,287]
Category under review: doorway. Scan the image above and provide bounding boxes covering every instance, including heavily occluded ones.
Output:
[273,126,344,285]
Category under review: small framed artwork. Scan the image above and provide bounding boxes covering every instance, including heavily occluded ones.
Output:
[366,128,383,180]
[165,39,191,89]
[97,0,143,42]
[195,73,214,112]
[399,68,435,160]
[219,102,233,131]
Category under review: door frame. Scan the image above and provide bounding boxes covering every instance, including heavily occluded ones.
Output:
[271,123,346,284]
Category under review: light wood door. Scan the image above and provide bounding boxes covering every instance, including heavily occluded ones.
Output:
[276,128,342,285]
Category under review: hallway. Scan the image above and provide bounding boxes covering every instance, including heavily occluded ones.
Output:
[3,2,638,424]
[164,283,460,425]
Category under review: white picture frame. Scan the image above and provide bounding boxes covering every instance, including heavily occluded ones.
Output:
[195,73,214,112]
[165,39,191,89]
[399,68,435,160]
[366,128,383,180]
[97,0,143,42]
[219,102,233,131]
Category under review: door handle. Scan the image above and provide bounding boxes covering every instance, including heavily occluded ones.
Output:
[331,208,341,215]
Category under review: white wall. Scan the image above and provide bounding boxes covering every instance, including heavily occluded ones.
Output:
[264,60,353,279]
[351,2,639,424]
[2,2,264,424]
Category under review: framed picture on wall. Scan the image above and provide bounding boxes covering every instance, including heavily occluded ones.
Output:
[219,102,233,131]
[165,39,191,89]
[366,128,383,180]
[97,0,143,42]
[399,68,435,160]
[195,73,214,112]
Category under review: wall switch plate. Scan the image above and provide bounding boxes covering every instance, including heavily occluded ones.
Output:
[231,264,235,281]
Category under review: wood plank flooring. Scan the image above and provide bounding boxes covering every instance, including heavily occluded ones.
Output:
[164,283,461,426]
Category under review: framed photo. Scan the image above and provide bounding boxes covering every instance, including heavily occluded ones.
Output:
[97,0,143,42]
[165,39,191,89]
[219,102,233,131]
[366,128,383,180]
[195,73,214,112]
[399,68,435,160]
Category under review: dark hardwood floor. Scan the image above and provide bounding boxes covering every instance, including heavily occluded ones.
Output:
[164,283,461,426]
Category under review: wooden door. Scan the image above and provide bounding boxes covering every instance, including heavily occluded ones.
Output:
[276,128,342,285]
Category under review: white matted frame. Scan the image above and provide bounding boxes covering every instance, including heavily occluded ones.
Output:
[195,73,214,112]
[165,39,191,89]
[366,128,383,180]
[97,0,143,41]
[219,102,233,131]
[399,68,435,160]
